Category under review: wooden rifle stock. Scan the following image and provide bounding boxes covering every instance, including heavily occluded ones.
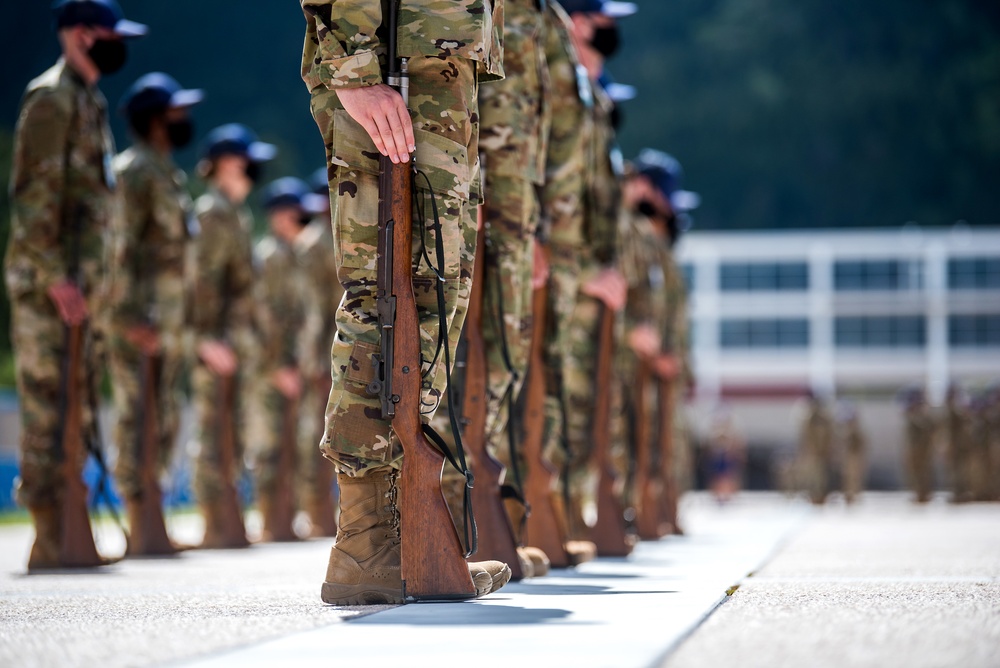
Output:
[656,375,678,534]
[213,374,249,547]
[460,207,523,577]
[588,305,632,556]
[57,323,103,567]
[131,352,174,554]
[265,391,299,542]
[633,358,667,540]
[378,151,476,601]
[520,268,571,568]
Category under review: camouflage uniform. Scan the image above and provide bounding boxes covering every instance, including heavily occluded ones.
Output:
[108,141,192,500]
[5,59,120,508]
[189,187,257,503]
[799,399,833,504]
[841,415,865,503]
[293,219,343,507]
[475,0,550,473]
[247,236,307,496]
[944,395,973,502]
[301,0,504,476]
[905,402,937,503]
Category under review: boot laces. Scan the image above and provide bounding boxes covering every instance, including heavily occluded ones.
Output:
[385,470,401,540]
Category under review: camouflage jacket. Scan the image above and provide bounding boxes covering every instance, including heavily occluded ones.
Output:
[293,218,342,379]
[585,83,621,268]
[5,59,120,303]
[190,187,257,360]
[661,241,693,386]
[253,235,307,372]
[109,141,193,350]
[478,0,549,185]
[300,0,505,90]
[539,1,591,252]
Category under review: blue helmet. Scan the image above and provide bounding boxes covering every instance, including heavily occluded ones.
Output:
[262,177,326,215]
[200,123,277,163]
[633,148,701,213]
[559,0,636,17]
[52,0,147,37]
[119,72,203,118]
[309,167,330,196]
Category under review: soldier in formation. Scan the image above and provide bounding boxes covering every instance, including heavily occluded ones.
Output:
[5,0,146,569]
[798,392,834,505]
[837,401,866,504]
[902,386,936,503]
[110,71,202,554]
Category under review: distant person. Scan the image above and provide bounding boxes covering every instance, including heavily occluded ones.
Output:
[902,386,936,504]
[706,406,745,504]
[4,0,146,570]
[970,384,1000,502]
[189,124,275,548]
[110,72,202,555]
[798,392,833,505]
[943,384,974,503]
[837,401,866,504]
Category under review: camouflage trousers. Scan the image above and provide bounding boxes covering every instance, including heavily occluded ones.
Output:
[245,377,299,497]
[10,293,99,508]
[109,342,183,500]
[190,363,247,504]
[310,57,480,477]
[907,442,933,501]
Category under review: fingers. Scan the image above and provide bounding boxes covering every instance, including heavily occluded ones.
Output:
[395,101,415,155]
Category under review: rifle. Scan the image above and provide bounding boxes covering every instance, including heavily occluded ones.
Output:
[520,258,571,568]
[632,357,667,540]
[587,304,632,556]
[209,373,250,548]
[372,0,476,601]
[655,372,678,534]
[129,351,175,554]
[264,391,299,542]
[459,206,523,577]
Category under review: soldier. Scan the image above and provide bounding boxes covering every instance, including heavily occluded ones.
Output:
[189,123,275,548]
[293,168,344,538]
[943,384,973,503]
[248,177,319,542]
[557,0,634,544]
[799,392,834,505]
[837,401,866,504]
[109,72,202,555]
[902,386,936,504]
[301,0,510,604]
[5,0,146,570]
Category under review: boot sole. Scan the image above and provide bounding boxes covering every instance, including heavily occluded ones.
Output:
[321,582,404,606]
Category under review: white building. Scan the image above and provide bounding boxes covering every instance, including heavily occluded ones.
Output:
[674,225,1000,489]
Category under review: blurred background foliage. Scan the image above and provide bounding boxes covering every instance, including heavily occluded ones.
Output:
[1,0,999,384]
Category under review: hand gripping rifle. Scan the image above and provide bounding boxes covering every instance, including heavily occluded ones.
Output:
[131,351,175,554]
[587,304,633,556]
[372,0,476,601]
[457,204,523,577]
[519,248,571,568]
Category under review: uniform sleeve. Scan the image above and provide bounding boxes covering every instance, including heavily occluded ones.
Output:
[190,205,229,344]
[302,0,383,89]
[620,217,653,333]
[253,247,307,371]
[7,89,73,293]
[109,162,150,330]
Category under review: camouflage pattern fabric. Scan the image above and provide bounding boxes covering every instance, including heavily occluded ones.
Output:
[945,397,973,501]
[841,416,866,503]
[108,141,193,499]
[246,236,307,494]
[4,59,120,507]
[905,404,937,502]
[799,400,834,504]
[307,53,482,477]
[300,0,505,90]
[188,187,257,503]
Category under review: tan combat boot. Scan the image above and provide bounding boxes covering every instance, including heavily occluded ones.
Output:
[321,469,510,605]
[27,505,60,571]
[518,546,550,577]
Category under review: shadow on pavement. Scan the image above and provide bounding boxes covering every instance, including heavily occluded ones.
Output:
[349,604,577,626]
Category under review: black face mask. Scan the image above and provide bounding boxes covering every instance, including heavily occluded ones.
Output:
[87,39,128,75]
[637,199,659,219]
[590,25,620,58]
[166,119,194,149]
[610,104,623,131]
[245,161,262,184]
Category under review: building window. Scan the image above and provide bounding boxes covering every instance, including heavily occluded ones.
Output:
[835,316,926,348]
[949,315,1000,347]
[719,262,809,291]
[834,259,923,291]
[720,318,809,348]
[948,258,1000,290]
[680,263,695,292]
